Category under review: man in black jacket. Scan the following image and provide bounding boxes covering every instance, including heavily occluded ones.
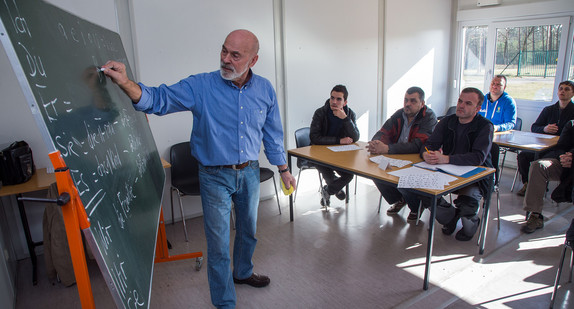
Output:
[399,87,494,241]
[516,80,574,196]
[310,85,360,207]
[522,119,574,234]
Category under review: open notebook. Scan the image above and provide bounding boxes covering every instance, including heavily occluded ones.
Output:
[413,161,485,178]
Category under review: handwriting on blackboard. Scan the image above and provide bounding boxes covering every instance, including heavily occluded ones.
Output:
[1,1,164,308]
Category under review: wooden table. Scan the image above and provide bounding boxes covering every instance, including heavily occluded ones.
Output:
[287,141,495,290]
[494,130,559,158]
[0,168,56,285]
[0,158,170,286]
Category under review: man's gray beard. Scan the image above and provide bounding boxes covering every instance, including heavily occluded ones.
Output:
[220,64,248,81]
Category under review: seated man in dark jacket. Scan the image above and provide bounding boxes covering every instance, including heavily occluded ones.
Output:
[522,119,574,234]
[310,85,360,207]
[366,87,437,220]
[516,80,574,196]
[399,87,494,241]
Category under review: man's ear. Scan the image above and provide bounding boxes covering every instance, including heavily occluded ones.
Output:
[249,55,259,68]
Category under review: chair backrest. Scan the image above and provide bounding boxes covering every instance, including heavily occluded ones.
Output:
[170,142,200,194]
[294,127,311,148]
[437,106,457,121]
[260,167,274,183]
[514,117,522,131]
[294,127,312,169]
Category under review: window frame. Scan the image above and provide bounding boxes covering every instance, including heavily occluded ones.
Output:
[454,16,573,104]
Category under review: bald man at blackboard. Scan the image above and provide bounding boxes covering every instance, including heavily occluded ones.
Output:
[103,29,296,309]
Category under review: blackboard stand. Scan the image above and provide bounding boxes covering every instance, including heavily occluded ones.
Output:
[154,210,203,268]
[49,151,95,309]
[48,150,203,308]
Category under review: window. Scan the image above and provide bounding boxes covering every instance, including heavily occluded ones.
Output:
[461,26,488,90]
[569,36,574,81]
[494,24,562,101]
[457,17,572,104]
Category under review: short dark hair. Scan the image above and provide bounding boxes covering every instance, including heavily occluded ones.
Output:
[494,75,507,84]
[461,87,485,106]
[331,84,348,101]
[406,86,425,101]
[559,80,574,90]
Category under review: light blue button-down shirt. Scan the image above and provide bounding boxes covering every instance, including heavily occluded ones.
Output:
[134,70,287,166]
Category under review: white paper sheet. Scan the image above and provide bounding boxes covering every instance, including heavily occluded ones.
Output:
[369,155,411,168]
[327,144,361,152]
[397,174,444,190]
[390,166,457,189]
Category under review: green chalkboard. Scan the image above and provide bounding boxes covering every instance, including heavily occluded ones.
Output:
[0,1,165,308]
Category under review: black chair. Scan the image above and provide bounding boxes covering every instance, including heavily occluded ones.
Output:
[491,143,501,230]
[477,143,501,245]
[259,167,281,214]
[437,106,456,121]
[499,117,522,191]
[550,220,574,308]
[170,142,200,242]
[293,127,323,202]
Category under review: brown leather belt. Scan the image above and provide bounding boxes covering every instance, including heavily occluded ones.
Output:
[222,161,249,170]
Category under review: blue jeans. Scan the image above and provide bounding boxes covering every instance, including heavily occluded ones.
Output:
[198,161,261,309]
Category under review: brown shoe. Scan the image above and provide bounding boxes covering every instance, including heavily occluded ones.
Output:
[386,199,406,215]
[517,182,527,196]
[407,211,422,222]
[521,213,544,233]
[233,272,270,288]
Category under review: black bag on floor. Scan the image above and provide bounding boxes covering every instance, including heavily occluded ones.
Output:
[0,141,35,185]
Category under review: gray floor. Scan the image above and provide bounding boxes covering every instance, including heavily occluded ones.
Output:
[15,167,574,308]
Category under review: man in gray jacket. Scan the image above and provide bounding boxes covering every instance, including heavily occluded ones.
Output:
[366,87,437,220]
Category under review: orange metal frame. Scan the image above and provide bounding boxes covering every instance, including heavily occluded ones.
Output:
[48,151,202,308]
[49,151,94,309]
[154,211,203,263]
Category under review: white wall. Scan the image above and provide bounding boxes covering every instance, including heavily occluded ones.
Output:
[458,0,572,18]
[0,0,460,262]
[383,0,454,119]
[283,0,380,143]
[131,0,278,219]
[131,0,382,219]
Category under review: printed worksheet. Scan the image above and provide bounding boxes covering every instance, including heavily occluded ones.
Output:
[327,144,361,152]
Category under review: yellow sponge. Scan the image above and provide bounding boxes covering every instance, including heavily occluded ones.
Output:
[281,178,295,195]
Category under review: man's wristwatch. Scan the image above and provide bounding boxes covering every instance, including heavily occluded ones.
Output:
[279,167,290,174]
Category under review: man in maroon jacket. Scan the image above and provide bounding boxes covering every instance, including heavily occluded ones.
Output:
[366,87,437,220]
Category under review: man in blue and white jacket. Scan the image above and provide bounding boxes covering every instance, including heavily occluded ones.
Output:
[479,75,517,132]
